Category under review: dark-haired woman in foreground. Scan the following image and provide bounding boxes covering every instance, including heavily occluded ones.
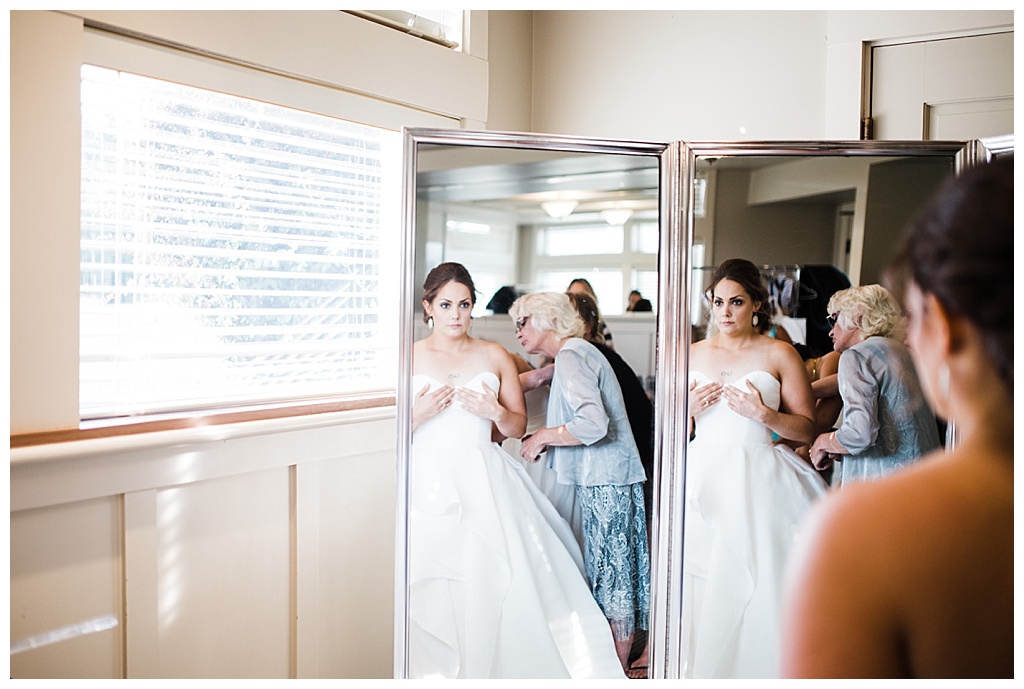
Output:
[782,157,1013,678]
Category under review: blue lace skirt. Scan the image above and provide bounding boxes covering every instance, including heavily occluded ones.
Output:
[577,482,650,640]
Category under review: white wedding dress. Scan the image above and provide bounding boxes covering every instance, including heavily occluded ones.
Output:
[683,370,827,678]
[409,371,625,679]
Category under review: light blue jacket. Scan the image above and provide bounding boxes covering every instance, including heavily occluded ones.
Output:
[834,336,941,485]
[546,338,647,487]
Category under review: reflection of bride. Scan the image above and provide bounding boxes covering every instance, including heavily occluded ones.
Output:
[683,259,827,678]
[409,262,625,679]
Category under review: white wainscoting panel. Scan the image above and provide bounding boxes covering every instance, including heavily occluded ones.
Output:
[10,408,397,679]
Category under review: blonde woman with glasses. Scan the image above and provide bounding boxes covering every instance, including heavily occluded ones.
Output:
[808,284,941,486]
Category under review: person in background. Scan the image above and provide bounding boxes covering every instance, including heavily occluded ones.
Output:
[511,291,650,675]
[570,291,656,679]
[567,277,614,348]
[782,156,1012,679]
[793,348,843,482]
[808,284,940,485]
[568,292,655,534]
[519,292,655,536]
[627,289,653,312]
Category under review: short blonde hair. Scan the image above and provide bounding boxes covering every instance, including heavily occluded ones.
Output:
[827,284,902,338]
[509,292,586,340]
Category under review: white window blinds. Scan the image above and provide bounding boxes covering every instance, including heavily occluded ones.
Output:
[80,64,401,418]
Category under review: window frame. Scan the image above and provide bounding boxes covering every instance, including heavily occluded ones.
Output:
[14,26,458,446]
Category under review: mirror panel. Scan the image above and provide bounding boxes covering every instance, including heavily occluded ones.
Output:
[397,129,676,679]
[669,140,977,679]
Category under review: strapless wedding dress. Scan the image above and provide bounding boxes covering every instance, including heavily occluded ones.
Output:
[409,371,625,679]
[683,370,827,678]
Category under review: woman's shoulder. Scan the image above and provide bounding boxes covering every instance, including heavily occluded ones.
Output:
[473,336,508,355]
[811,448,1010,557]
[561,337,598,356]
[762,335,805,371]
[853,335,903,356]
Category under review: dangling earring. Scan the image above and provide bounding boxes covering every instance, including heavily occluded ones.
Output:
[752,314,759,327]
[428,316,434,329]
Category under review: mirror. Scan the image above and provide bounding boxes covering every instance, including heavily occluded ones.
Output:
[670,140,985,679]
[396,129,675,679]
[398,135,1001,679]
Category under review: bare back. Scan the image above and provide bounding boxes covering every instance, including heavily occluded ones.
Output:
[782,445,1013,677]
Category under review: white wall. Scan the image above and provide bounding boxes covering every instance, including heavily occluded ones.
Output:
[530,10,1013,141]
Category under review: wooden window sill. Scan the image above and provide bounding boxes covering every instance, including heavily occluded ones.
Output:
[10,392,397,449]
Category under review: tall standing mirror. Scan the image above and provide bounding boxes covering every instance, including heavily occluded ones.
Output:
[668,139,995,679]
[396,129,678,679]
[398,133,1003,679]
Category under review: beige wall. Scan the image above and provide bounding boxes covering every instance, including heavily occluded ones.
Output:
[529,10,1013,141]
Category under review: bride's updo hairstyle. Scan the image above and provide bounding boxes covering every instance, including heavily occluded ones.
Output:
[421,262,477,324]
[706,258,771,328]
[509,292,586,340]
[885,156,1013,393]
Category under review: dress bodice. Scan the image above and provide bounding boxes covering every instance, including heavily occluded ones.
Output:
[412,371,499,448]
[690,370,781,447]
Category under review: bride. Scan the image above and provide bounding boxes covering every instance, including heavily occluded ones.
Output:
[684,258,828,678]
[408,262,625,679]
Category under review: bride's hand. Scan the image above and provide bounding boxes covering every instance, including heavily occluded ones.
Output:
[689,379,723,418]
[455,382,501,421]
[412,382,455,429]
[722,380,768,423]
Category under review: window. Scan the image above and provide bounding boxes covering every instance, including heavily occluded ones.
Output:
[631,221,659,254]
[80,65,402,419]
[537,224,624,256]
[442,208,518,318]
[536,270,625,315]
[530,214,657,315]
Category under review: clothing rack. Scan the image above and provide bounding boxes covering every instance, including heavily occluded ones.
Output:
[759,264,803,318]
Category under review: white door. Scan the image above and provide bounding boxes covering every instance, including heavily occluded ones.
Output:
[870,31,1013,140]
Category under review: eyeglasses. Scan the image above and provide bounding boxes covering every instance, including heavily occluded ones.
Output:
[515,316,530,332]
[826,313,839,329]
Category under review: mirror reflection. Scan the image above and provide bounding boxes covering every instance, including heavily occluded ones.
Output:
[680,150,959,679]
[407,141,662,678]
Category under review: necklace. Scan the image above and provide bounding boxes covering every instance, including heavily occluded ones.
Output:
[720,370,733,378]
[448,373,460,379]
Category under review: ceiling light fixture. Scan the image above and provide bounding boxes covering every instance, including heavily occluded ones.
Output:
[600,207,633,226]
[541,200,578,218]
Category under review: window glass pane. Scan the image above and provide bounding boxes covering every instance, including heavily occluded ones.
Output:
[691,243,709,326]
[443,212,517,318]
[537,224,623,256]
[631,221,659,254]
[80,65,400,418]
[632,270,658,312]
[536,271,624,315]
